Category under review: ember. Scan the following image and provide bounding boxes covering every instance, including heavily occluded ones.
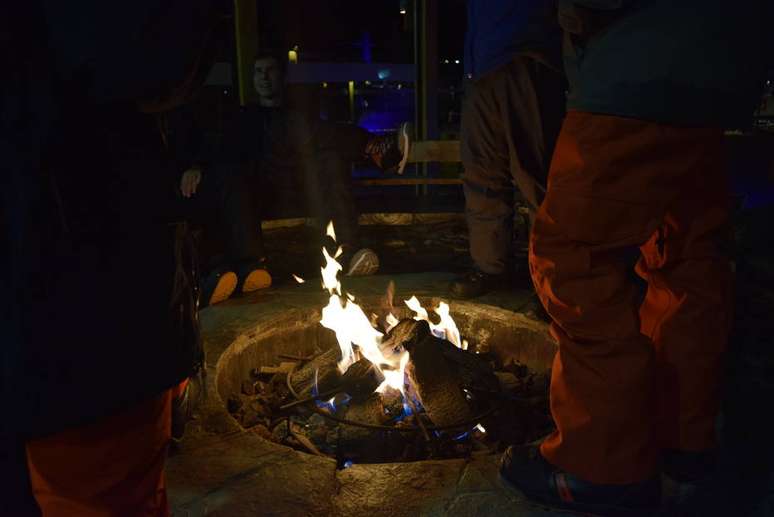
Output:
[225,222,553,464]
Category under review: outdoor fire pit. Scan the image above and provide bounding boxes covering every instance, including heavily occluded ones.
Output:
[213,223,556,469]
[165,223,560,516]
[216,295,555,466]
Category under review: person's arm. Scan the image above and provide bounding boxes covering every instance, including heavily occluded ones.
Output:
[166,105,209,197]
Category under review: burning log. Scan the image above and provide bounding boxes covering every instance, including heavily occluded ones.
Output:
[280,358,385,410]
[253,362,296,378]
[378,317,432,355]
[289,347,343,399]
[406,332,472,429]
[339,392,404,463]
[393,320,496,429]
[338,358,385,401]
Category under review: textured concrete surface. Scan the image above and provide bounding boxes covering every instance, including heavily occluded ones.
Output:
[168,208,774,517]
[167,272,565,516]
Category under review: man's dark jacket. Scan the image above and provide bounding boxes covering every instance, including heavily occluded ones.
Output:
[2,0,221,440]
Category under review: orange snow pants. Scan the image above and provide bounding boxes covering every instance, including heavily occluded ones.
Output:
[25,381,187,517]
[530,111,733,484]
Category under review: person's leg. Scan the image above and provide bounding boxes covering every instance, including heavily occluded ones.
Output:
[457,56,563,297]
[316,122,372,164]
[503,56,564,219]
[636,154,733,472]
[194,163,265,267]
[529,112,727,486]
[186,163,269,300]
[25,381,186,517]
[460,69,516,278]
[298,139,380,276]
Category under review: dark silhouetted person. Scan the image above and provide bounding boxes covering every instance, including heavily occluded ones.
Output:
[499,1,769,514]
[451,0,565,298]
[239,50,411,277]
[2,1,223,515]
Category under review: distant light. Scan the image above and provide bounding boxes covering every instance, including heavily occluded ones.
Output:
[364,80,371,86]
[377,69,391,80]
[322,82,328,88]
[399,7,406,14]
[288,45,299,64]
[443,59,450,64]
[475,423,486,433]
[454,59,460,64]
[343,460,354,468]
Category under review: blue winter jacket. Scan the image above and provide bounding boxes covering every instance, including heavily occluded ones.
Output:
[560,0,770,127]
[464,0,561,80]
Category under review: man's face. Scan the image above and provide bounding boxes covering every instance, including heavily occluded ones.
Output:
[253,57,283,101]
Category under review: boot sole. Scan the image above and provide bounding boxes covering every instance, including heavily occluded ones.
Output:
[397,125,411,175]
[242,269,272,293]
[208,271,237,305]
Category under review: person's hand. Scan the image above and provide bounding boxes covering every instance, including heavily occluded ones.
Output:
[180,168,202,198]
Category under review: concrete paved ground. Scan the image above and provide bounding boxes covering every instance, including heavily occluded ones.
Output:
[168,211,774,516]
[167,272,571,517]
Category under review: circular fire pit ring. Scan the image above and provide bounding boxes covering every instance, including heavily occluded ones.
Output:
[214,296,556,465]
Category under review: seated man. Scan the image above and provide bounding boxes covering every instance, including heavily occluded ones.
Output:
[241,48,411,275]
[180,49,411,305]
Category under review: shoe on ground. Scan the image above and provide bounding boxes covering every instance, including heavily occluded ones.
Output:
[345,248,380,276]
[365,122,412,174]
[449,269,506,299]
[660,449,717,512]
[235,260,272,294]
[200,267,237,307]
[499,444,661,517]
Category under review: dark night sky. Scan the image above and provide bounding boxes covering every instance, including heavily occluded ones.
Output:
[257,0,466,64]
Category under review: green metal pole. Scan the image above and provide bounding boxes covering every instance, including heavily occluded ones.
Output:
[414,0,439,197]
[234,0,259,106]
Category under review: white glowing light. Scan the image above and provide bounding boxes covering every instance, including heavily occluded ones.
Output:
[434,302,462,349]
[475,424,486,433]
[321,246,342,296]
[405,296,429,321]
[404,297,464,349]
[376,351,410,394]
[292,274,305,284]
[385,312,400,332]
[326,220,336,241]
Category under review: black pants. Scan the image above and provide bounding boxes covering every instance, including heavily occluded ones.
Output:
[183,162,265,271]
[461,55,565,275]
[258,117,371,248]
